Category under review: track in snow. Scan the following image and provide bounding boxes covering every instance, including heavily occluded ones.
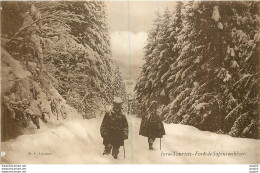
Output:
[1,115,259,164]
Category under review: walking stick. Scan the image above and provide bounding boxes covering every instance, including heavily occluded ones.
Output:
[123,144,126,159]
[160,138,161,150]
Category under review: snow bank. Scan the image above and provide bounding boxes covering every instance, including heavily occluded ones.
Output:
[133,117,260,164]
[1,116,131,164]
[2,116,259,164]
[1,47,82,141]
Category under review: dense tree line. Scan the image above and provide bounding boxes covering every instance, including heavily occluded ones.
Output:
[135,1,260,138]
[1,1,126,118]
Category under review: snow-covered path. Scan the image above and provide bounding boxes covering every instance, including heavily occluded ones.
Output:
[1,115,259,164]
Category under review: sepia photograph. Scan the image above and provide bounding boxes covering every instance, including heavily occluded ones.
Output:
[0,0,260,165]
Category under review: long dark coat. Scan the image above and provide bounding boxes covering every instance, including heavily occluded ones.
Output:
[100,109,128,146]
[139,110,165,138]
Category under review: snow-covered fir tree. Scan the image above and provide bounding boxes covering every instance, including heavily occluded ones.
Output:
[135,1,259,139]
[112,66,127,109]
[1,1,127,119]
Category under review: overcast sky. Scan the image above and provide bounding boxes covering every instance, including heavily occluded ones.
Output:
[106,1,176,80]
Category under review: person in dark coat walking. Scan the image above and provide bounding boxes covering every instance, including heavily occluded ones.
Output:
[139,101,165,150]
[100,97,128,159]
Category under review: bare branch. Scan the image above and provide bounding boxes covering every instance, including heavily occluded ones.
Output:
[4,15,56,45]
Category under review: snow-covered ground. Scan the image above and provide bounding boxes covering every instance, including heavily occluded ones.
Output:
[1,115,259,164]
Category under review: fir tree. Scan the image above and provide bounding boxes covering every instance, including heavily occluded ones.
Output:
[135,1,259,138]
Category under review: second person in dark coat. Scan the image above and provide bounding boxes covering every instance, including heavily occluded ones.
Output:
[139,101,165,150]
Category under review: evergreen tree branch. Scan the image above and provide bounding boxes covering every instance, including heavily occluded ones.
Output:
[4,15,63,45]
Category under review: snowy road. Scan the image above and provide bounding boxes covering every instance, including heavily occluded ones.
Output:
[1,115,259,164]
